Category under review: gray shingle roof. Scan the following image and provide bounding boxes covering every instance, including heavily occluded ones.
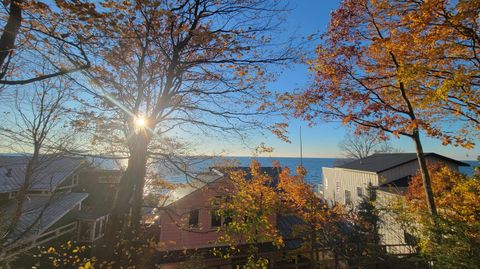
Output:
[277,214,303,250]
[336,153,469,173]
[0,155,85,193]
[0,192,88,241]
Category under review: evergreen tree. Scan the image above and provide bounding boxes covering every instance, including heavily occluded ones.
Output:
[357,184,381,246]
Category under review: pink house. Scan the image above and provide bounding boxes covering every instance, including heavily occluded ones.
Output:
[157,169,233,251]
[156,167,287,268]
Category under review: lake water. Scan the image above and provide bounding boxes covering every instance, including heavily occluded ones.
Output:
[158,157,478,185]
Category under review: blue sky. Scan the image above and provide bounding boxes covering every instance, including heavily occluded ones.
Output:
[189,0,479,161]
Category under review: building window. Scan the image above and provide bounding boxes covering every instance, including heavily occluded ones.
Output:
[189,209,199,227]
[345,190,352,205]
[357,187,363,197]
[8,191,17,199]
[72,174,79,185]
[78,221,93,242]
[335,181,340,193]
[211,210,221,228]
[78,216,108,242]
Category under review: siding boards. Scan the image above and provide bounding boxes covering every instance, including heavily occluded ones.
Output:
[377,190,416,254]
[378,156,460,184]
[322,167,378,206]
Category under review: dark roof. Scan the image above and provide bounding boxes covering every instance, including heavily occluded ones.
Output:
[336,153,469,173]
[0,155,85,193]
[277,214,303,250]
[211,166,282,187]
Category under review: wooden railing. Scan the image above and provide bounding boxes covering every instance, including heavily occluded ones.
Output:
[0,222,77,261]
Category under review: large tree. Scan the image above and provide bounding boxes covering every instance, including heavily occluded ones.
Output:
[0,1,93,86]
[281,0,479,217]
[72,0,292,237]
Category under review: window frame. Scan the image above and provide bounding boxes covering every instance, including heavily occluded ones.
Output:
[188,209,200,228]
[72,174,79,186]
[356,187,363,197]
[345,189,352,205]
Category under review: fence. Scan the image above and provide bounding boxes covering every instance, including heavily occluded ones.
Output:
[0,221,77,261]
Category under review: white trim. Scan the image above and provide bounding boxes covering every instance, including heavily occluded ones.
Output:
[339,167,378,175]
[0,222,77,261]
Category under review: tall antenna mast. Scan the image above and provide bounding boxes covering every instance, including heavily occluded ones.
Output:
[300,126,303,166]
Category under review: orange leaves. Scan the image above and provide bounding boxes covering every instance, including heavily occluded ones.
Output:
[214,161,284,264]
[406,163,480,224]
[342,114,353,125]
[400,163,480,266]
[285,0,479,155]
[269,123,291,143]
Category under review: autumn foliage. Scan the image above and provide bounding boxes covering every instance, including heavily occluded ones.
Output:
[279,0,480,217]
[284,0,479,147]
[399,164,480,268]
[214,161,283,268]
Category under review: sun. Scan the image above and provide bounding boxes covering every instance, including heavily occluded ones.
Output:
[134,116,146,127]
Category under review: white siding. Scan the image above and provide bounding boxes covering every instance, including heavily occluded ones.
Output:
[322,167,378,206]
[322,155,462,255]
[377,190,417,254]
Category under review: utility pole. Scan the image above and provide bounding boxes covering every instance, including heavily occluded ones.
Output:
[300,126,303,167]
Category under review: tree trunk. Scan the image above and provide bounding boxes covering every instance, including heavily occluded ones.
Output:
[107,133,148,241]
[412,131,437,216]
[131,169,146,230]
[0,0,22,77]
[5,149,39,245]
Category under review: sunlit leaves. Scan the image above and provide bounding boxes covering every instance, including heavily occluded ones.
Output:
[214,161,283,268]
[391,164,480,268]
[280,0,479,149]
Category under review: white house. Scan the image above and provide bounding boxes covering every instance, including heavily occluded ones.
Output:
[322,153,469,253]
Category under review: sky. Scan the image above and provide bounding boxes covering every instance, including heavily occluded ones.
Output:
[192,0,479,161]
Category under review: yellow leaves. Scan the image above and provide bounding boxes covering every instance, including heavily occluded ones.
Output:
[407,163,480,225]
[47,247,56,253]
[462,141,475,149]
[215,161,283,262]
[342,115,353,125]
[78,261,92,269]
